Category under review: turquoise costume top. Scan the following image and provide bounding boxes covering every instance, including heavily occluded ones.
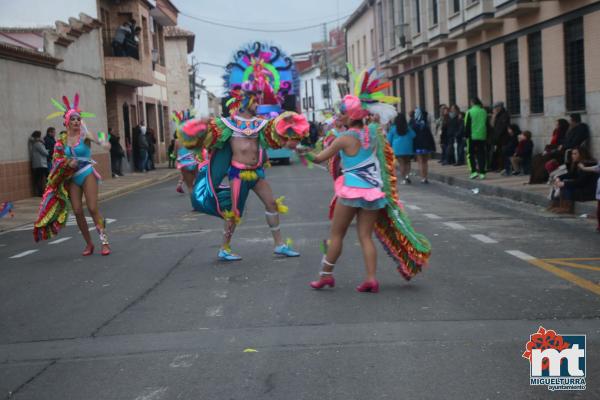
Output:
[65,139,100,186]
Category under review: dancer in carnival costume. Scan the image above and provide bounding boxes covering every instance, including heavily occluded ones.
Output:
[33,94,112,256]
[181,84,308,260]
[300,65,431,292]
[172,109,207,193]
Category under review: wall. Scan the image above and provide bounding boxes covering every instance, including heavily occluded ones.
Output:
[165,37,191,112]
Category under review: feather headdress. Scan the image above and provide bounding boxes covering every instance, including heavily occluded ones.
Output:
[46,93,95,127]
[341,64,400,124]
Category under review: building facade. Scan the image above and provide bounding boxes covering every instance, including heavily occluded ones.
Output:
[99,0,179,168]
[164,26,195,113]
[346,0,600,156]
[0,14,108,201]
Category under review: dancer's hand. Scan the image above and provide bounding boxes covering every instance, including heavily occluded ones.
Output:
[286,140,299,150]
[68,159,78,168]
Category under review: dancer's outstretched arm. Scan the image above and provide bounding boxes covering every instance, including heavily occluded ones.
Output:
[305,136,355,164]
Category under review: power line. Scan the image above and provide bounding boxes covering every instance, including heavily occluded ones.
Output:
[180,12,351,33]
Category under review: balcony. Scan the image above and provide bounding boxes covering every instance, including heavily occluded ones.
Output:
[104,56,153,87]
[494,0,541,18]
[450,0,502,39]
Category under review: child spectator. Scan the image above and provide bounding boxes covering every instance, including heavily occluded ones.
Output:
[387,113,416,184]
[501,124,520,176]
[510,130,533,175]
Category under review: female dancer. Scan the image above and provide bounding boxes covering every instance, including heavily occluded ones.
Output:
[301,66,431,292]
[33,94,111,256]
[172,110,204,193]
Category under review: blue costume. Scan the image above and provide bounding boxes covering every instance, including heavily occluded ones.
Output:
[65,139,100,186]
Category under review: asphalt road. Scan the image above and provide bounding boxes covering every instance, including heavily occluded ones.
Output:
[0,163,598,400]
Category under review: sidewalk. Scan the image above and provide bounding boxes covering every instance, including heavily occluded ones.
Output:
[426,161,597,215]
[0,165,179,233]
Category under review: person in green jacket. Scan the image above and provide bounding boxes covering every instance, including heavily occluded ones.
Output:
[465,97,488,179]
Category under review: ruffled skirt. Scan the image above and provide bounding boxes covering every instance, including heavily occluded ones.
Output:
[334,176,387,210]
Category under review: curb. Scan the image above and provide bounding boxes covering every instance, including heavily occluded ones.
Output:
[428,171,597,215]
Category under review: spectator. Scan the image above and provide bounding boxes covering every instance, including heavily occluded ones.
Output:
[446,105,464,166]
[501,124,520,176]
[465,97,488,179]
[43,126,56,169]
[489,102,510,172]
[29,131,49,197]
[562,113,590,162]
[168,137,176,168]
[147,128,157,170]
[136,121,149,172]
[387,113,415,184]
[577,161,600,233]
[529,119,569,184]
[410,107,435,184]
[435,105,449,165]
[112,21,131,56]
[510,130,533,175]
[109,128,125,177]
[551,147,597,214]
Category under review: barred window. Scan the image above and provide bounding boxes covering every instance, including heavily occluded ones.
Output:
[389,0,396,48]
[400,76,406,115]
[414,0,421,33]
[418,70,426,109]
[431,0,439,25]
[505,39,521,115]
[448,59,456,106]
[564,17,586,111]
[528,32,544,114]
[378,2,385,53]
[467,53,478,102]
[432,65,440,117]
[452,0,460,14]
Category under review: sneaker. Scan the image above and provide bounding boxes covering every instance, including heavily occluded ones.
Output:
[469,172,479,179]
[218,248,242,261]
[478,173,486,180]
[400,179,408,185]
[176,183,184,194]
[274,244,300,257]
[405,177,412,184]
[420,178,429,184]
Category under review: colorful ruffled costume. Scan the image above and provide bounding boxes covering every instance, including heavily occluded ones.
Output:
[33,94,104,243]
[311,65,431,280]
[172,110,207,172]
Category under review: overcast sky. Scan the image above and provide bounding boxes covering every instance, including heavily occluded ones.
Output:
[0,0,363,96]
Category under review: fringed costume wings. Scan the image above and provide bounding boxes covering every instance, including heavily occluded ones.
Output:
[33,134,75,241]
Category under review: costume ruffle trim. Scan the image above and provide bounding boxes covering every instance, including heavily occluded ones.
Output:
[334,176,385,201]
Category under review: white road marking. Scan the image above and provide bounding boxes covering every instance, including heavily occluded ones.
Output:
[471,234,498,244]
[212,290,228,299]
[443,222,466,230]
[140,230,210,240]
[423,213,442,220]
[12,218,116,232]
[406,204,422,211]
[214,277,229,283]
[9,250,38,259]
[505,250,536,261]
[134,387,168,400]
[205,305,224,317]
[49,237,72,245]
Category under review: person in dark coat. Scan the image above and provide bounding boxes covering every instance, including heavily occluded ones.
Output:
[551,147,597,214]
[501,124,520,176]
[109,128,125,177]
[446,105,464,166]
[132,122,142,172]
[409,107,435,184]
[561,113,590,163]
[510,130,533,175]
[489,102,510,172]
[43,127,56,170]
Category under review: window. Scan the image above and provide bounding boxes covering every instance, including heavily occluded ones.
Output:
[505,40,521,115]
[389,0,396,48]
[452,0,461,14]
[564,17,585,111]
[448,59,456,106]
[363,35,367,65]
[378,2,385,54]
[399,76,406,115]
[357,40,361,67]
[431,0,439,26]
[528,32,544,114]
[351,44,355,67]
[432,65,440,117]
[467,53,478,102]
[418,69,426,108]
[414,0,421,33]
[370,29,375,60]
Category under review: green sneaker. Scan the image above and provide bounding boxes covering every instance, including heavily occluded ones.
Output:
[478,173,486,180]
[469,172,479,179]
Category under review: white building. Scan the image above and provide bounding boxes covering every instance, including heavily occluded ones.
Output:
[299,64,343,123]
